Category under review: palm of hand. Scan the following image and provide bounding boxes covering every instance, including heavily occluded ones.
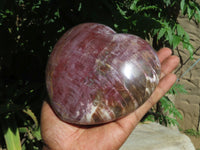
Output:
[41,48,179,150]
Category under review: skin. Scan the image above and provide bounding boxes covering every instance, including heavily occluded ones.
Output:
[41,47,180,150]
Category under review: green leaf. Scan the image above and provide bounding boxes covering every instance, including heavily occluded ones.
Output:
[19,127,28,133]
[194,13,200,23]
[157,28,166,40]
[175,84,187,94]
[122,28,128,33]
[167,29,173,46]
[187,44,194,58]
[23,108,38,128]
[160,95,183,126]
[130,0,138,11]
[187,7,192,19]
[180,0,186,14]
[140,5,158,12]
[1,115,22,150]
[116,4,127,17]
[5,9,14,15]
[176,24,185,37]
[32,127,42,140]
[168,84,187,94]
[194,9,200,23]
[19,127,41,141]
[114,23,118,28]
[143,114,155,122]
[54,9,60,18]
[78,2,82,11]
[189,1,196,8]
[152,28,160,36]
[172,35,181,49]
[163,0,171,7]
[57,26,65,33]
[175,109,183,120]
[183,41,194,58]
[184,32,190,41]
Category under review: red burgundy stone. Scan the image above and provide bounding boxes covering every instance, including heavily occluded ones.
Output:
[46,23,161,125]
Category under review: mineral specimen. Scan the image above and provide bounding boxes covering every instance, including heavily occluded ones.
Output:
[46,23,161,125]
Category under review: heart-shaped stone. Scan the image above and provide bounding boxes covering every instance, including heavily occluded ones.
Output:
[46,23,161,125]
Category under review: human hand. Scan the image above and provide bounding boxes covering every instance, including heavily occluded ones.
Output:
[41,48,180,150]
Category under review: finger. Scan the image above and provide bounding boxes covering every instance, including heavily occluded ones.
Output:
[157,47,172,63]
[160,55,180,78]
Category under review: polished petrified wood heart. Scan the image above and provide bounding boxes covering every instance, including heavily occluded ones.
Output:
[46,23,161,125]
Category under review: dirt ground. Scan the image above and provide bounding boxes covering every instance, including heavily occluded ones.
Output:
[188,135,200,150]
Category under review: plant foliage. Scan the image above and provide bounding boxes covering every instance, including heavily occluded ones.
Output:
[144,84,186,126]
[114,0,200,58]
[184,128,200,137]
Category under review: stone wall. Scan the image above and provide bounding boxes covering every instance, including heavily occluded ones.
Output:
[174,13,200,131]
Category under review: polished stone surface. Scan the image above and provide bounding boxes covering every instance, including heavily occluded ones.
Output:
[46,23,160,125]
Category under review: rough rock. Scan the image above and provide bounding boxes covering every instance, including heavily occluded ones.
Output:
[174,13,200,131]
[120,122,195,150]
